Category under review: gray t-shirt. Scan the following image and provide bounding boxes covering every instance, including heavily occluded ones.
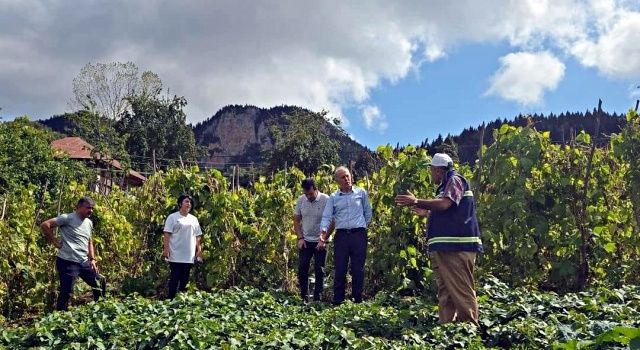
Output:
[294,193,329,242]
[55,212,93,263]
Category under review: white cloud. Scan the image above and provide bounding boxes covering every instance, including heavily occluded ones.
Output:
[424,45,446,62]
[361,105,389,133]
[486,52,566,105]
[0,1,420,122]
[571,11,640,79]
[0,0,639,123]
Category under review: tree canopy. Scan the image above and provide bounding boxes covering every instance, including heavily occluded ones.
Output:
[266,110,341,174]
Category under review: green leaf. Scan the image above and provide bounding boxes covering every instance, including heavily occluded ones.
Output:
[603,242,616,253]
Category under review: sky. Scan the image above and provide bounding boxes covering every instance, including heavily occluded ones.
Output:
[1,0,639,149]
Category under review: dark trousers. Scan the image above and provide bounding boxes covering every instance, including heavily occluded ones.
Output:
[168,262,193,299]
[56,257,103,311]
[333,228,367,304]
[298,241,327,301]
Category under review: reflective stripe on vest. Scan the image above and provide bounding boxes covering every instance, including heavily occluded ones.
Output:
[427,236,482,245]
[438,190,473,199]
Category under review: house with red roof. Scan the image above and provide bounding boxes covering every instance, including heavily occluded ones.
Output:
[51,137,146,192]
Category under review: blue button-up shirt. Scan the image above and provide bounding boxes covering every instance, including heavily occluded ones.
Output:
[320,186,372,231]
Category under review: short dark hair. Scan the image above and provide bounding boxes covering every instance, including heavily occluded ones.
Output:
[177,194,193,209]
[301,178,317,191]
[77,196,95,208]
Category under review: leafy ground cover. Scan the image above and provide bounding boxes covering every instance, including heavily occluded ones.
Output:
[1,278,639,349]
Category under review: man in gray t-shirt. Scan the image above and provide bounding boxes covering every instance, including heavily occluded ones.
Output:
[294,178,334,302]
[41,196,104,311]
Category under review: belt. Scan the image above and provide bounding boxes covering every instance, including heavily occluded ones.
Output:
[336,227,366,233]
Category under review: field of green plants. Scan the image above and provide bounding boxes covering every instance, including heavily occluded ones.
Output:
[1,110,640,348]
[2,278,639,349]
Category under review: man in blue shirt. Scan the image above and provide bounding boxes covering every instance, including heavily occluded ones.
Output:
[320,166,372,305]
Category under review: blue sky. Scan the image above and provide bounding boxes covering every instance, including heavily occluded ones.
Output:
[344,42,639,148]
[1,1,639,150]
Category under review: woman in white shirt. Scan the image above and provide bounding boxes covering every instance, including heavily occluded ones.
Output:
[163,194,203,299]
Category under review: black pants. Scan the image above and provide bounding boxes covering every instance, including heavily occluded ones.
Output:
[298,241,327,301]
[333,228,367,304]
[168,262,193,299]
[56,257,103,311]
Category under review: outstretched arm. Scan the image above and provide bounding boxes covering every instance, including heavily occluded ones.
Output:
[395,191,453,211]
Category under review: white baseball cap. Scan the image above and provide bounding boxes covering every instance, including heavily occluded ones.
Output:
[428,153,453,167]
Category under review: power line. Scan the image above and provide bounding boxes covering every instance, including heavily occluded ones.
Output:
[126,154,266,166]
[128,154,264,161]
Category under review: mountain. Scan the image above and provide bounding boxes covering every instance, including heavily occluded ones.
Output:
[39,113,77,135]
[38,106,376,174]
[39,107,629,171]
[417,110,627,165]
[192,105,376,173]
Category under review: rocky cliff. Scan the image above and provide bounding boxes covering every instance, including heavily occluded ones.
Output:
[192,105,372,168]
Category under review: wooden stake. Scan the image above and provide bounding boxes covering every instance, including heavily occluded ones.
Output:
[152,149,157,173]
[576,99,602,290]
[231,165,235,192]
[57,175,66,215]
[0,196,6,221]
[475,123,486,189]
[236,164,240,190]
[27,179,49,261]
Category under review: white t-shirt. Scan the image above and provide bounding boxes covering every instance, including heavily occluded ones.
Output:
[163,212,203,264]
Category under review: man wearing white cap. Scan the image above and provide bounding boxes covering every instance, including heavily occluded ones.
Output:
[395,153,482,326]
